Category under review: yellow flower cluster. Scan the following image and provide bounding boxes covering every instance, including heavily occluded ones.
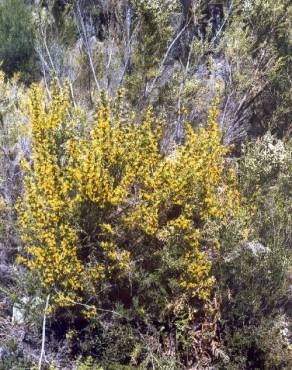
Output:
[18,85,239,309]
[18,83,87,306]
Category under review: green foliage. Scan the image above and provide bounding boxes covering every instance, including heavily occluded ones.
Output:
[216,133,292,369]
[0,0,37,80]
[126,0,180,103]
[76,356,103,370]
[131,0,178,69]
[221,0,292,138]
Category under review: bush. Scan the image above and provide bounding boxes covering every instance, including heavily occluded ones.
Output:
[0,0,37,80]
[17,83,239,366]
[215,133,292,369]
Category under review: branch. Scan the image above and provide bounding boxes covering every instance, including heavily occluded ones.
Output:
[234,80,270,123]
[146,20,190,98]
[75,0,101,92]
[211,0,234,45]
[38,294,50,370]
[39,26,61,89]
[61,296,124,317]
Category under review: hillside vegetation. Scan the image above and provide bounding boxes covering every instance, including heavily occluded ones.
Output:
[0,1,291,369]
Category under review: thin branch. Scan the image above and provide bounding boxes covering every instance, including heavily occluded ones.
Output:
[234,80,270,122]
[221,93,232,129]
[211,0,234,45]
[118,26,138,87]
[40,26,61,89]
[38,294,50,370]
[61,296,124,317]
[75,0,101,92]
[146,20,190,98]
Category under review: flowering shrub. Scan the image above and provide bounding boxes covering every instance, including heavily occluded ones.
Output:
[18,84,239,362]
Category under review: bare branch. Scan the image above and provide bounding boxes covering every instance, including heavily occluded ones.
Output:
[75,0,101,92]
[38,294,50,370]
[146,20,190,98]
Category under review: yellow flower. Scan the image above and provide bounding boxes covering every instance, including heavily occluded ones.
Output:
[18,87,240,310]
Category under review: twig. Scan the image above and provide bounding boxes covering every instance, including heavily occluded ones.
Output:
[39,26,62,89]
[146,20,190,98]
[75,0,101,92]
[38,294,50,370]
[211,0,234,45]
[59,295,124,317]
[221,93,232,129]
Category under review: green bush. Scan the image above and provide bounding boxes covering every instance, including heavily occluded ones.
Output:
[215,134,292,369]
[0,0,37,80]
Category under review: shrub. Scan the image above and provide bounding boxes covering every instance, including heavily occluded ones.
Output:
[17,83,239,365]
[216,134,292,369]
[0,0,37,80]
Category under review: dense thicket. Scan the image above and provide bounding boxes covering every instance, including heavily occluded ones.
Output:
[0,0,291,369]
